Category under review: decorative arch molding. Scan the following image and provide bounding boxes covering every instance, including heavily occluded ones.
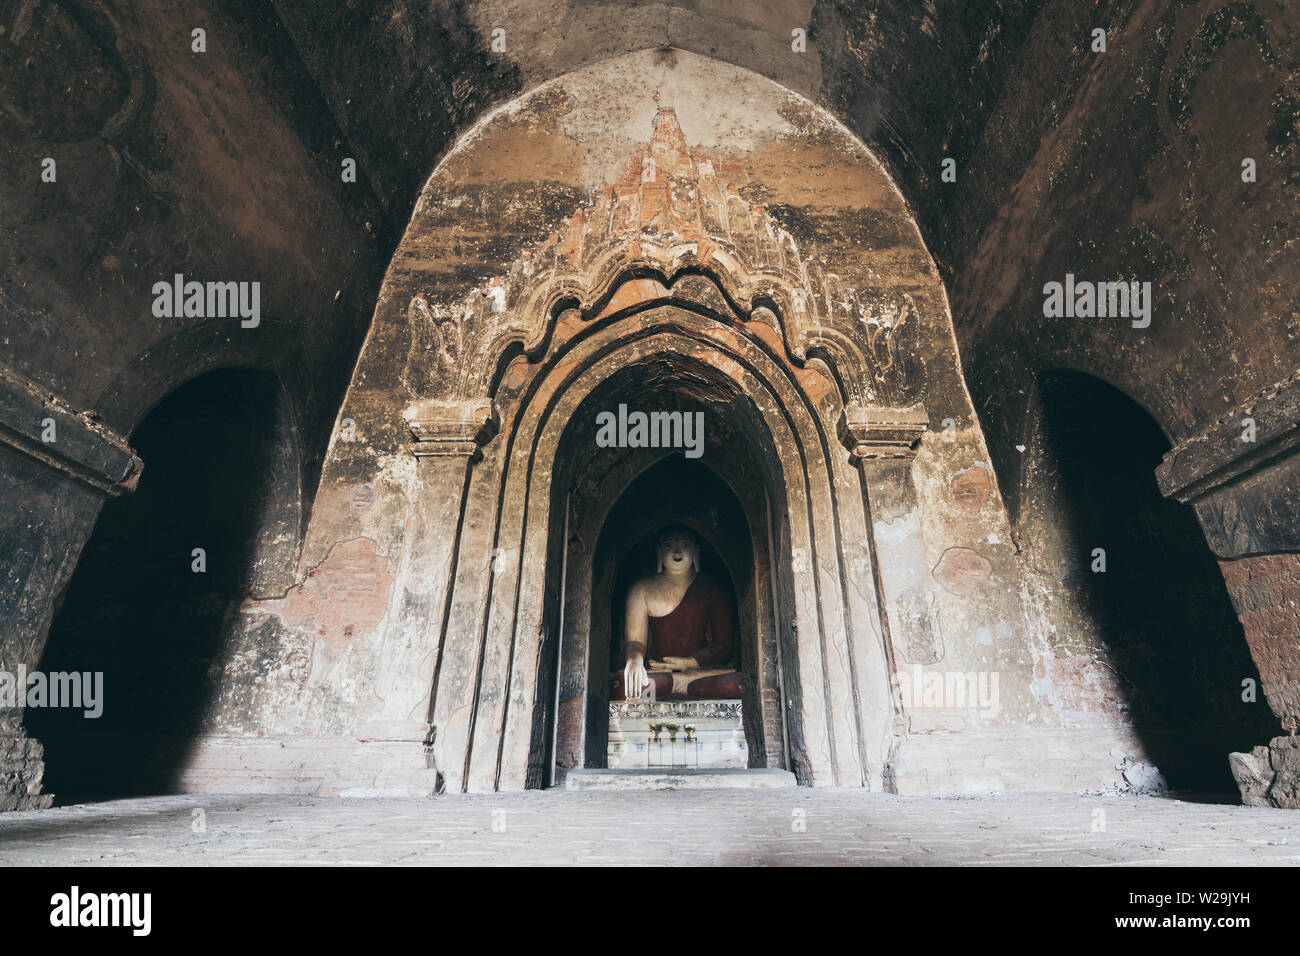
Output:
[417,306,893,792]
[404,102,921,412]
[387,98,946,794]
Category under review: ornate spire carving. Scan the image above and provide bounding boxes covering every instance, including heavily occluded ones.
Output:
[406,102,919,408]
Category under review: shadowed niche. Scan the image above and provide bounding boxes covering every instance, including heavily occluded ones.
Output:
[586,455,761,767]
[1026,370,1277,796]
[27,368,297,803]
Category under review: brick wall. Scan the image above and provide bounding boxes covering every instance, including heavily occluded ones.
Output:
[1220,553,1300,735]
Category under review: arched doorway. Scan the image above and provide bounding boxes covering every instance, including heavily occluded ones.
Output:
[1021,369,1277,795]
[420,278,904,793]
[27,368,300,802]
[548,397,777,782]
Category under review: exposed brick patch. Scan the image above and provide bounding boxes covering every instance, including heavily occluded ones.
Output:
[933,547,993,591]
[239,537,402,688]
[1031,652,1129,724]
[950,466,991,509]
[281,537,395,634]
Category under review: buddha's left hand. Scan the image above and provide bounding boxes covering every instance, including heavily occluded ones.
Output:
[650,656,699,672]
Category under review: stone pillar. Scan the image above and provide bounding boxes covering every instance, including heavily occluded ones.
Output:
[839,405,933,732]
[0,363,141,810]
[348,399,496,794]
[1156,370,1300,807]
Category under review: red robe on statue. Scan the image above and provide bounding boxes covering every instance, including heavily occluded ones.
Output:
[646,573,733,666]
[613,573,741,700]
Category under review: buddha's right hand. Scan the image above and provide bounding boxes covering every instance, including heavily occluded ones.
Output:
[623,655,650,699]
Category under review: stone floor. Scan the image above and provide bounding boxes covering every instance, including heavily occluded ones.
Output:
[0,790,1294,868]
[0,790,1296,866]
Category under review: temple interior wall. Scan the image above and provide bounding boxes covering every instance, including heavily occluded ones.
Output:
[3,0,1297,806]
[153,51,1156,795]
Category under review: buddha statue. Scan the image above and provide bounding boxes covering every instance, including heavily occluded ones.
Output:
[613,526,742,700]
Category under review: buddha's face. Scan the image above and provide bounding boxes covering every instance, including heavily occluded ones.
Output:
[657,530,699,575]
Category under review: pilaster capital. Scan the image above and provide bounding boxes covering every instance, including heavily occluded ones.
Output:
[0,363,141,495]
[1156,368,1300,504]
[404,399,497,461]
[839,404,929,461]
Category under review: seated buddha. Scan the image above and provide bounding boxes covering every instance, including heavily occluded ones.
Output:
[612,526,742,700]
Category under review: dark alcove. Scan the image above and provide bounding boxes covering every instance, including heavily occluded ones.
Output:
[28,368,298,802]
[1026,370,1277,796]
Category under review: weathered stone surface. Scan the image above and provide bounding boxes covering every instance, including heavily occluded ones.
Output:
[0,714,53,812]
[1268,736,1300,809]
[1230,745,1277,807]
[1231,736,1300,809]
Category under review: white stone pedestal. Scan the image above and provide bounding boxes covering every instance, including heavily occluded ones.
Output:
[607,699,747,769]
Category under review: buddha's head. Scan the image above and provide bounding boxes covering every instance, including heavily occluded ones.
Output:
[656,525,700,575]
